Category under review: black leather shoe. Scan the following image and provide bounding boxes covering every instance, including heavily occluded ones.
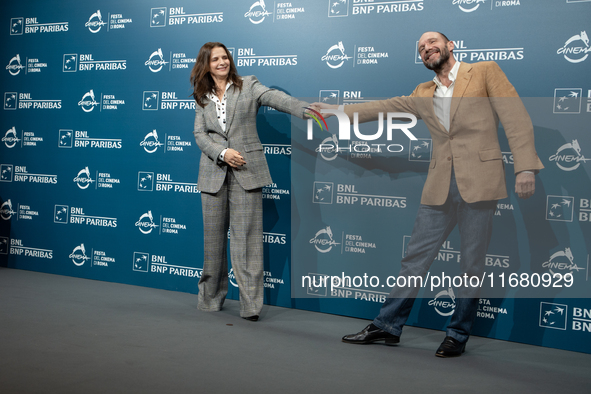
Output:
[242,315,259,321]
[435,336,466,357]
[342,324,400,345]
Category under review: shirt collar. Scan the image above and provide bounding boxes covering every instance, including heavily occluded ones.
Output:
[433,61,461,89]
[207,81,233,101]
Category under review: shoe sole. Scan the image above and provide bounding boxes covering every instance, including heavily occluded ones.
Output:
[342,338,399,345]
[435,347,465,358]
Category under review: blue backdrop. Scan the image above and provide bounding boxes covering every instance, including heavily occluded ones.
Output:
[1,0,590,354]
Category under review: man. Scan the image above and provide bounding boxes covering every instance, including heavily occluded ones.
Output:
[315,32,543,357]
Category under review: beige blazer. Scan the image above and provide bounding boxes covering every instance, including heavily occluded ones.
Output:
[344,61,544,205]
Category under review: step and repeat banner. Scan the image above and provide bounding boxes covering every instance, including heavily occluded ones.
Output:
[1,0,590,353]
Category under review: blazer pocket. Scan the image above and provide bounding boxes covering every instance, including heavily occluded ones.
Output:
[479,148,502,162]
[244,142,263,153]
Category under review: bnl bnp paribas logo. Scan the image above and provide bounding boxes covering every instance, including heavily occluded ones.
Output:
[149,6,223,27]
[416,39,524,64]
[546,195,574,222]
[553,88,589,114]
[142,91,195,110]
[10,17,68,35]
[546,195,591,223]
[329,0,424,16]
[540,302,567,330]
[540,302,591,333]
[557,31,591,64]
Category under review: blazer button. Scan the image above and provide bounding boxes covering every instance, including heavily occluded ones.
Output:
[447,157,452,161]
[449,136,454,140]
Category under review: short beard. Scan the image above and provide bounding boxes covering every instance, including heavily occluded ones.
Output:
[423,46,450,72]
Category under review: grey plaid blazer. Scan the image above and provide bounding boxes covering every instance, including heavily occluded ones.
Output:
[193,75,308,193]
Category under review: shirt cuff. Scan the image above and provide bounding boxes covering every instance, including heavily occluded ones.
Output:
[219,148,228,162]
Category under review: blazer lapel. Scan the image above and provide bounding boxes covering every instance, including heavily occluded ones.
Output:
[224,84,240,133]
[422,83,448,135]
[204,101,226,136]
[450,62,472,123]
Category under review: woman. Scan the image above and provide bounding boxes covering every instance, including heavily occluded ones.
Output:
[190,42,311,321]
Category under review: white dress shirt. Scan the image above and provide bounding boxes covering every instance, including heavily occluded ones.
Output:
[432,60,460,133]
[206,82,232,161]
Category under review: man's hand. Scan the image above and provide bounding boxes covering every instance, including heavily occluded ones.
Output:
[310,102,339,119]
[515,171,535,199]
[224,149,246,168]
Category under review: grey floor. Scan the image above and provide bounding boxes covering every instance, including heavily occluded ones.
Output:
[1,267,589,394]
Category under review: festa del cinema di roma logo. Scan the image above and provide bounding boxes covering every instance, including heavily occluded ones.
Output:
[306,107,418,152]
[557,31,591,64]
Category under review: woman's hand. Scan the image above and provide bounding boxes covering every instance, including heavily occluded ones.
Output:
[310,102,339,119]
[224,149,246,168]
